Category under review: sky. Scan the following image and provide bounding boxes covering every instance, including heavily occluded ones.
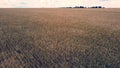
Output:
[0,0,120,8]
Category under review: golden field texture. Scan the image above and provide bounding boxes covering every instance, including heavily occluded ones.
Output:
[0,8,120,68]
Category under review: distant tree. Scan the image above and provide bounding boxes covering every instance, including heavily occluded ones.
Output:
[91,6,104,8]
[80,6,85,8]
[74,6,80,8]
[74,6,85,8]
[98,6,102,8]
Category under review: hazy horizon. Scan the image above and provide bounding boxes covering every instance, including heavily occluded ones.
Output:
[0,0,120,8]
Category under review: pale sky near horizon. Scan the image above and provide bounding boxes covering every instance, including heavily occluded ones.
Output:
[0,0,120,8]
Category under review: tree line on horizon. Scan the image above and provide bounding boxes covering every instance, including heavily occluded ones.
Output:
[65,6,105,8]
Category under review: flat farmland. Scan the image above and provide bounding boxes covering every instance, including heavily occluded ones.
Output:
[0,8,120,68]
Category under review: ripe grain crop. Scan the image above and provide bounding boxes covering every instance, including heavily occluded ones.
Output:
[0,8,120,68]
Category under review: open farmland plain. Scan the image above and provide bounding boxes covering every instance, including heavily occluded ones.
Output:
[0,8,120,68]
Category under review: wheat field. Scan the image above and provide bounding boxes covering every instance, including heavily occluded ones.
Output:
[0,8,120,68]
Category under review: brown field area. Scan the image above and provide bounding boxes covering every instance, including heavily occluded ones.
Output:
[0,8,120,68]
